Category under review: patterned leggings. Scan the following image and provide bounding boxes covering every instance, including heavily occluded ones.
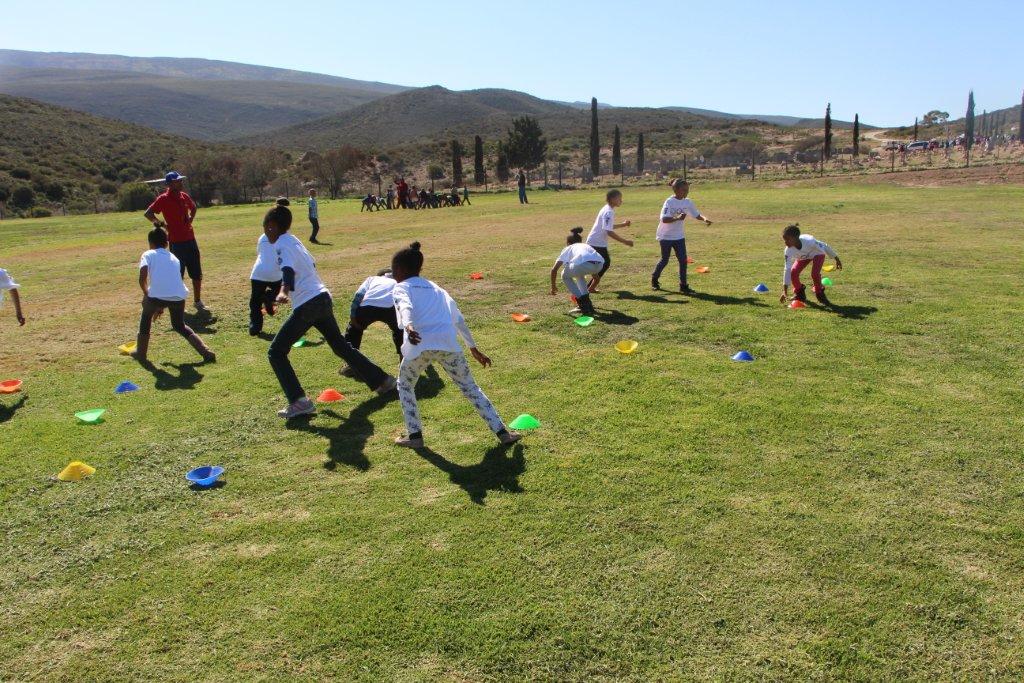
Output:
[398,350,505,436]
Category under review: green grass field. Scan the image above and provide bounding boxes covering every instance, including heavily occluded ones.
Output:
[2,181,1024,680]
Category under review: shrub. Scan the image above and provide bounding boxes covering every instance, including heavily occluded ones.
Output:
[117,183,156,212]
[44,182,66,202]
[118,167,141,182]
[11,168,31,180]
[99,181,118,195]
[30,207,53,218]
[11,185,34,209]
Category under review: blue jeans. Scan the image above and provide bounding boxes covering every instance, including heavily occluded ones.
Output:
[518,186,528,204]
[652,239,687,285]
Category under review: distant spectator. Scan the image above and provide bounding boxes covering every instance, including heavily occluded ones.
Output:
[517,169,528,204]
[462,185,471,206]
[308,189,321,243]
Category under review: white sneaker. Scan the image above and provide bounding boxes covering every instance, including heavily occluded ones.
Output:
[569,307,582,314]
[395,435,425,448]
[375,375,397,395]
[277,397,316,418]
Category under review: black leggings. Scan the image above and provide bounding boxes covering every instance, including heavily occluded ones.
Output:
[345,305,403,357]
[593,246,611,277]
[139,297,194,337]
[249,279,283,333]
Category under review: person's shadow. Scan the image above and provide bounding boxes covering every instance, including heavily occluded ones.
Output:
[613,290,688,305]
[184,311,218,335]
[0,395,27,424]
[813,302,878,320]
[687,291,770,308]
[286,391,395,472]
[137,360,205,390]
[414,443,526,504]
[594,308,640,326]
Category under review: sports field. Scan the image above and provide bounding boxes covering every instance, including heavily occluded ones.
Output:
[2,180,1023,680]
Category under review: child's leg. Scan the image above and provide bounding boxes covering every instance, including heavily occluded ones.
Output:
[651,240,672,284]
[249,280,265,333]
[561,267,589,299]
[810,254,826,295]
[397,351,435,436]
[268,305,314,403]
[437,352,506,434]
[790,259,810,295]
[309,298,389,390]
[589,247,611,290]
[265,280,282,313]
[138,296,157,337]
[382,307,405,357]
[168,300,214,359]
[673,239,688,286]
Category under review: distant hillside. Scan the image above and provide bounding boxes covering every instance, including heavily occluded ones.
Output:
[0,49,406,93]
[0,94,227,211]
[237,86,718,150]
[663,106,866,129]
[0,65,398,140]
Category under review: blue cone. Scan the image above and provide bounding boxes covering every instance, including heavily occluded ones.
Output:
[114,381,140,394]
[753,283,769,293]
[732,350,754,362]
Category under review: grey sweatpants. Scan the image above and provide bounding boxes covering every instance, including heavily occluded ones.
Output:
[562,261,604,298]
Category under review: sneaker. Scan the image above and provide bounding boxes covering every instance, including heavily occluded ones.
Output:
[249,326,261,337]
[202,351,217,363]
[338,365,356,378]
[651,279,662,290]
[680,285,695,295]
[498,430,522,446]
[277,397,315,418]
[395,435,425,448]
[375,375,398,395]
[793,286,808,303]
[569,307,582,315]
[194,300,209,313]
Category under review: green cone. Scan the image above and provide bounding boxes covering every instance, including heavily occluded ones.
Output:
[509,414,541,430]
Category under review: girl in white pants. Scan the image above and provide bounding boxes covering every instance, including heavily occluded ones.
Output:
[550,227,604,315]
[390,242,522,449]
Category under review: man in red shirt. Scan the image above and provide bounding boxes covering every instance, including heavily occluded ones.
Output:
[144,171,207,312]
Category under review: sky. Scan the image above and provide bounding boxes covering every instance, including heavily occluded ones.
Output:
[3,0,1022,127]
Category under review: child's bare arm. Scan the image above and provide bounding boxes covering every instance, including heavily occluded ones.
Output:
[138,266,149,295]
[10,289,24,325]
[608,231,634,247]
[550,262,562,294]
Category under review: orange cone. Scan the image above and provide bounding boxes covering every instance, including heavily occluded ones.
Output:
[469,272,483,280]
[317,388,344,402]
[511,313,531,323]
[696,266,710,274]
[789,299,807,309]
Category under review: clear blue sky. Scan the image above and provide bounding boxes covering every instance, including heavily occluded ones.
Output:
[4,0,1022,126]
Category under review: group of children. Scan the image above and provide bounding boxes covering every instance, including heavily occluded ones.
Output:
[550,179,841,313]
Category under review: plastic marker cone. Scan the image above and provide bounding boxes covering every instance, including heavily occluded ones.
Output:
[317,388,344,402]
[574,315,595,327]
[469,272,484,280]
[696,266,711,274]
[0,379,22,394]
[118,341,137,355]
[75,408,106,424]
[186,465,224,489]
[292,337,308,348]
[732,350,754,362]
[114,381,139,394]
[511,313,531,323]
[821,277,833,287]
[615,340,639,354]
[788,300,806,309]
[57,461,96,482]
[686,256,695,264]
[509,414,540,430]
[822,264,835,272]
[753,283,769,293]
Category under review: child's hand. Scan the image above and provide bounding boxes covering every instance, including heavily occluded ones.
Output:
[276,293,289,303]
[626,239,635,247]
[779,294,788,304]
[406,326,421,345]
[17,313,25,326]
[704,218,713,225]
[834,257,843,271]
[623,219,631,227]
[470,348,492,367]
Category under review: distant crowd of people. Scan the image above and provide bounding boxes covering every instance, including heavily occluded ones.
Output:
[360,178,472,212]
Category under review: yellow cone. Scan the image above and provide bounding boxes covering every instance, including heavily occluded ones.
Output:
[57,461,96,482]
[615,340,639,354]
[118,341,136,355]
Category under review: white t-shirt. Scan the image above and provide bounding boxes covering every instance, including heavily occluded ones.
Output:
[392,276,476,361]
[657,197,701,241]
[275,233,329,308]
[586,205,616,248]
[250,234,283,282]
[783,234,838,285]
[140,249,188,301]
[557,243,605,270]
[355,275,396,309]
[0,268,19,308]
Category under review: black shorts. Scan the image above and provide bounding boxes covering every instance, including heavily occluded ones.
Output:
[593,246,611,276]
[170,239,202,280]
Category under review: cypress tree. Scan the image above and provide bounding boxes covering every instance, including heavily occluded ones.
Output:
[913,116,919,141]
[495,142,510,183]
[823,103,833,159]
[637,133,645,174]
[852,114,860,158]
[450,139,463,187]
[612,125,621,175]
[965,90,976,166]
[473,135,485,184]
[589,97,600,177]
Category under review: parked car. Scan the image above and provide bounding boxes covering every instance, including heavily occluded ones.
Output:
[906,141,929,152]
[884,141,900,151]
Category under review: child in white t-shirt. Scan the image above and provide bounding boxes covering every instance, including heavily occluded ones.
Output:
[585,189,634,293]
[132,227,215,363]
[652,178,712,294]
[550,227,604,316]
[338,268,403,377]
[390,241,521,449]
[248,198,288,336]
[0,267,25,326]
[780,223,842,306]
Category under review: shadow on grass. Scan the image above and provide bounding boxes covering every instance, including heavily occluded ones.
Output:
[137,360,205,390]
[613,290,688,305]
[189,480,226,492]
[184,310,218,335]
[308,241,333,247]
[285,392,395,472]
[594,308,640,326]
[824,302,878,320]
[687,291,770,308]
[0,395,27,424]
[414,443,526,504]
[414,364,445,400]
